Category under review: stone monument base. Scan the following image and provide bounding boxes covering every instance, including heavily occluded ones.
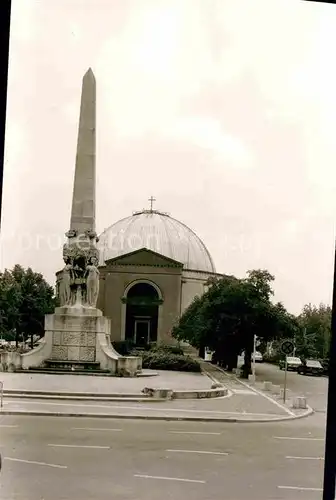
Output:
[0,306,141,376]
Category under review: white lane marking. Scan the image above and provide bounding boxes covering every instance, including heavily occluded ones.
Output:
[167,449,228,456]
[4,457,67,469]
[4,400,284,417]
[0,425,18,428]
[170,431,221,435]
[71,427,122,432]
[278,485,322,492]
[48,444,110,449]
[286,456,324,460]
[134,474,206,484]
[274,436,324,441]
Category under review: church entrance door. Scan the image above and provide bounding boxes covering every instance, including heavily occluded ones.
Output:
[125,282,160,346]
[134,318,150,346]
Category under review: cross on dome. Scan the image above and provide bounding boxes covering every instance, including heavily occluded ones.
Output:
[148,196,156,212]
[132,197,169,216]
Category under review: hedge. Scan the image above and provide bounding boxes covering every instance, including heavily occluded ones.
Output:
[113,341,185,357]
[150,343,184,356]
[135,351,201,372]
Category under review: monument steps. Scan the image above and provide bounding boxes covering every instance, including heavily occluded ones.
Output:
[18,368,115,376]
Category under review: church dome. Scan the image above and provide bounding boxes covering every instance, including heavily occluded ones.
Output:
[98,209,216,273]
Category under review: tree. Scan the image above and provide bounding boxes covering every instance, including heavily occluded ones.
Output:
[0,265,57,348]
[0,269,21,336]
[172,269,298,378]
[296,303,331,359]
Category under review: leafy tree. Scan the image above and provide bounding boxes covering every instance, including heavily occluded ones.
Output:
[173,269,298,378]
[0,265,57,348]
[0,269,21,336]
[295,303,331,359]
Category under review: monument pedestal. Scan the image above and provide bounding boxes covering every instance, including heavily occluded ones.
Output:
[1,306,141,376]
[47,306,107,363]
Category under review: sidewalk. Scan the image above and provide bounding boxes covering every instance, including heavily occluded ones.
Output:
[0,363,313,422]
[201,361,314,419]
[0,370,210,394]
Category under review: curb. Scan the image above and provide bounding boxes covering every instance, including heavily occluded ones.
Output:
[172,387,228,399]
[0,408,314,422]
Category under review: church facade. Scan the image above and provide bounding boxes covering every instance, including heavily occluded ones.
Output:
[95,205,224,346]
[56,204,223,346]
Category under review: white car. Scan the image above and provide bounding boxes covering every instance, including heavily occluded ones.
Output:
[279,356,302,371]
[252,351,263,363]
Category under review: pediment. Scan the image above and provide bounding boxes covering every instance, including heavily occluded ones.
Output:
[104,248,183,268]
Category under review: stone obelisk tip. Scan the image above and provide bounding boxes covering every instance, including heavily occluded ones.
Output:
[84,68,95,80]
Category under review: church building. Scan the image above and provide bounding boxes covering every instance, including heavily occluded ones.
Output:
[95,198,223,346]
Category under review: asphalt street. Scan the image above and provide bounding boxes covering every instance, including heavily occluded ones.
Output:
[0,412,327,500]
[0,364,328,500]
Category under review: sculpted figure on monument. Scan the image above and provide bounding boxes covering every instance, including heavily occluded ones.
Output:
[60,258,73,306]
[85,257,100,307]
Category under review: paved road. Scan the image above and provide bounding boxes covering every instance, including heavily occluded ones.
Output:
[0,415,326,500]
[254,362,328,412]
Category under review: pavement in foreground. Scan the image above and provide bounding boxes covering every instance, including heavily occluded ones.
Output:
[0,370,211,393]
[0,390,290,421]
[0,413,326,500]
[0,365,300,421]
[0,363,306,421]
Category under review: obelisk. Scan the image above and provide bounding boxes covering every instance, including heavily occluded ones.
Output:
[70,68,96,234]
[62,68,99,308]
[17,68,141,375]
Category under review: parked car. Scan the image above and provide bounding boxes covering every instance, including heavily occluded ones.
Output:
[298,359,324,376]
[319,358,329,376]
[252,351,263,363]
[279,356,302,371]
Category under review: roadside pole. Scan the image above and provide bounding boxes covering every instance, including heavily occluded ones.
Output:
[251,334,257,383]
[280,340,294,405]
[283,357,287,403]
[0,381,3,409]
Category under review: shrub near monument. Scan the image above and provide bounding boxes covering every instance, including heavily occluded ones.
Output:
[140,350,201,372]
[112,341,200,372]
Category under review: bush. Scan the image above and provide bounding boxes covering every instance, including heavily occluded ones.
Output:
[136,351,201,372]
[150,343,184,356]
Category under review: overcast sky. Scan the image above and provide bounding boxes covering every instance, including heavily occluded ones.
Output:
[1,0,335,314]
